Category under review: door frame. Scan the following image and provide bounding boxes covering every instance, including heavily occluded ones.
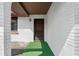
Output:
[34,18,44,42]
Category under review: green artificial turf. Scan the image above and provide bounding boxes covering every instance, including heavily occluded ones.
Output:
[18,42,55,56]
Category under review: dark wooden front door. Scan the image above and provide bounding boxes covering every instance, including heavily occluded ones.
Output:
[34,19,44,42]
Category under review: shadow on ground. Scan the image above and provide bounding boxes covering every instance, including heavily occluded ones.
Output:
[16,42,55,56]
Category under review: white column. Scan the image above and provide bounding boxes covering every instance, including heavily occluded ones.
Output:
[0,3,4,56]
[4,2,11,56]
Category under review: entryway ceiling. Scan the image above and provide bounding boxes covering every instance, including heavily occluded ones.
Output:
[11,2,52,17]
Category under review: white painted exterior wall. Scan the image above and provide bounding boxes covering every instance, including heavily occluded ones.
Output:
[1,2,79,56]
[0,2,11,56]
[4,2,11,56]
[46,2,74,56]
[0,3,4,56]
[11,17,33,42]
[74,3,79,56]
[11,15,46,42]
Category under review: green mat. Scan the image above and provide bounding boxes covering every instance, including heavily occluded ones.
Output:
[18,42,55,56]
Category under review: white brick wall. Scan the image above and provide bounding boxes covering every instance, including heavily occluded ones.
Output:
[4,2,11,56]
[74,3,79,56]
[46,2,74,56]
[11,17,33,42]
[0,2,11,56]
[11,15,46,42]
[0,3,4,56]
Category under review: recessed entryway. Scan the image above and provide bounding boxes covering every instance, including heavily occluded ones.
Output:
[11,2,54,56]
[34,19,44,42]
